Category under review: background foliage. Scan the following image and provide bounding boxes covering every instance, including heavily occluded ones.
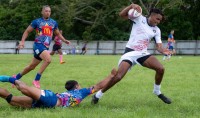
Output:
[0,0,199,41]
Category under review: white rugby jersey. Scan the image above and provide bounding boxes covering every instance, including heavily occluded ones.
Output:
[126,15,162,51]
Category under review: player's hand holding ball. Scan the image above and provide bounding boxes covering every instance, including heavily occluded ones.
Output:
[128,4,142,19]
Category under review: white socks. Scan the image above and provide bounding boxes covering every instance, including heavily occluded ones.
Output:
[95,90,104,99]
[153,84,161,95]
[163,56,166,60]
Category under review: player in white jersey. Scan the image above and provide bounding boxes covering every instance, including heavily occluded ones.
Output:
[92,3,172,104]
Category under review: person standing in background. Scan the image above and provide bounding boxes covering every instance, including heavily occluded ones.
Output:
[80,42,87,55]
[15,41,20,54]
[163,30,175,61]
[50,30,67,64]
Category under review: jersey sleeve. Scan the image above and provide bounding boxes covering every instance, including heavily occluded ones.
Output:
[53,20,58,30]
[79,87,95,99]
[30,19,37,29]
[154,28,162,43]
[168,34,173,39]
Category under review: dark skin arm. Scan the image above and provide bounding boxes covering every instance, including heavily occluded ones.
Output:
[18,25,34,49]
[119,3,142,19]
[156,43,171,55]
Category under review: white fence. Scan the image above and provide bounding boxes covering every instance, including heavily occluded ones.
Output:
[0,40,200,55]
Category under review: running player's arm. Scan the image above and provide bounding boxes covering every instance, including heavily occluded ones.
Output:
[19,25,34,49]
[54,29,71,45]
[156,43,171,55]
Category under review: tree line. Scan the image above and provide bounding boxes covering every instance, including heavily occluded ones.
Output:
[0,0,199,42]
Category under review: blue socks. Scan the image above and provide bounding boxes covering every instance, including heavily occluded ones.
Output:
[16,73,22,79]
[35,73,41,81]
[0,75,16,84]
[9,77,17,84]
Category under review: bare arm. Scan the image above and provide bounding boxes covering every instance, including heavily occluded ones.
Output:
[18,25,34,49]
[119,3,142,19]
[54,29,71,45]
[156,43,171,55]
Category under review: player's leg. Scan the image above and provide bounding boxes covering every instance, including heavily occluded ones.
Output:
[163,54,167,61]
[50,50,55,55]
[93,68,118,91]
[15,80,41,99]
[50,44,57,55]
[39,50,51,74]
[142,55,171,104]
[32,50,51,88]
[58,48,65,64]
[92,61,131,104]
[15,57,41,80]
[83,49,87,55]
[0,88,34,108]
[102,61,130,93]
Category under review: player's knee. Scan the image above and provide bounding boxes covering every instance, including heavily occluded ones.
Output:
[0,88,10,98]
[45,58,51,64]
[157,66,165,74]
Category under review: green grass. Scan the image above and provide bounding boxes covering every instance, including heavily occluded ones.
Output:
[0,54,200,118]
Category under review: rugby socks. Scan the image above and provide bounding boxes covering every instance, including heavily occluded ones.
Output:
[95,90,104,99]
[59,55,63,62]
[9,77,17,84]
[35,73,41,81]
[16,73,22,80]
[153,84,161,95]
[163,55,167,60]
[167,55,171,59]
[0,75,16,84]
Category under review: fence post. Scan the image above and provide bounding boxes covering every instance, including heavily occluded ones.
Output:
[113,40,116,55]
[194,40,198,56]
[96,41,99,55]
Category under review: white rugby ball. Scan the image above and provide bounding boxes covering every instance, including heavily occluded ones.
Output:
[128,9,141,18]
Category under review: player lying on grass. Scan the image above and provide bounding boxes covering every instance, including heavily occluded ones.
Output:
[0,69,117,108]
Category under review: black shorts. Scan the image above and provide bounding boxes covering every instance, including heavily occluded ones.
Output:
[53,44,61,51]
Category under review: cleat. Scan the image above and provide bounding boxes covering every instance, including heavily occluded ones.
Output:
[158,94,172,104]
[32,80,40,88]
[91,94,99,104]
[60,61,65,64]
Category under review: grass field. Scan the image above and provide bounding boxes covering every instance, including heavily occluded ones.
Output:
[0,54,200,118]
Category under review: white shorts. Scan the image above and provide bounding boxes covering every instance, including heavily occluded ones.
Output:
[118,51,151,67]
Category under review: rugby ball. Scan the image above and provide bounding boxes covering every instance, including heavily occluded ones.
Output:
[128,9,141,18]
